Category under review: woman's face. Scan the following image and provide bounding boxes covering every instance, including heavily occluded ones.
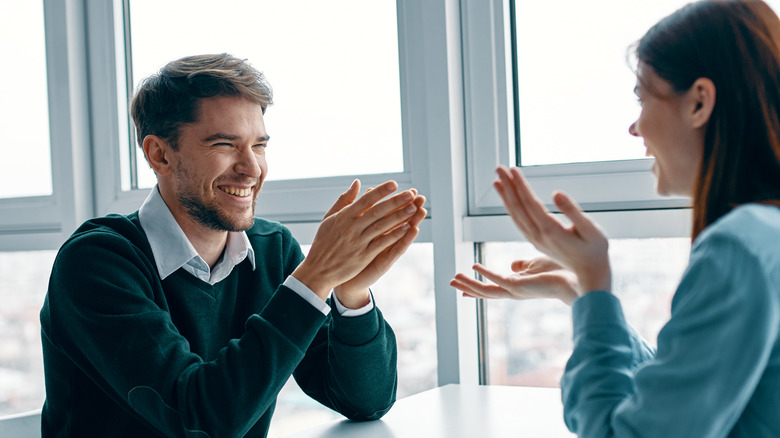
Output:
[628,65,706,198]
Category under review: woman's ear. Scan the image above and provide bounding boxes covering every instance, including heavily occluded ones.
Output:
[141,135,173,177]
[690,77,716,129]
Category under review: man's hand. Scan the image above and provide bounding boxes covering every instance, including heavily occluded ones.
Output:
[291,180,426,306]
[334,190,426,308]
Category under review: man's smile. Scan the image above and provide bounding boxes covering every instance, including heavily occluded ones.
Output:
[218,186,254,197]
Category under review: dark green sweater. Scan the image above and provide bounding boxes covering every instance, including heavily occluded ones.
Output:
[40,213,397,437]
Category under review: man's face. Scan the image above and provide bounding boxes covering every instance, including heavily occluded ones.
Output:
[167,96,268,232]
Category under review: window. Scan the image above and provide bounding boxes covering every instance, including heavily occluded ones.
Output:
[0,250,55,415]
[126,0,403,188]
[269,243,437,436]
[483,238,690,386]
[4,0,735,424]
[0,0,92,251]
[510,0,780,167]
[463,0,780,385]
[0,1,52,199]
[511,0,686,166]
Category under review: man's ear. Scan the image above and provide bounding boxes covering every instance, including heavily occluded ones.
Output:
[142,135,173,176]
[690,77,716,129]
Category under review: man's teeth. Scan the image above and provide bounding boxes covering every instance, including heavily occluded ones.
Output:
[221,187,252,197]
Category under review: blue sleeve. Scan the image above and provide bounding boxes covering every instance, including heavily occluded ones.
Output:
[561,233,780,438]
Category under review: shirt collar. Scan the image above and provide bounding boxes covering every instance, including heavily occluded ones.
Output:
[138,186,256,283]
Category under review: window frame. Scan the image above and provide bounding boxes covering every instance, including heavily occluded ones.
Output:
[84,0,478,387]
[1,0,701,397]
[0,0,95,251]
[461,0,692,243]
[86,0,432,225]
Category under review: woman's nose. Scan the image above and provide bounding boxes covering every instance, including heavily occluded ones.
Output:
[628,121,639,137]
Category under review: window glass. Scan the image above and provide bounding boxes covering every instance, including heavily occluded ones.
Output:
[269,243,436,436]
[0,1,52,199]
[484,238,690,386]
[0,250,55,415]
[511,0,780,166]
[127,0,403,188]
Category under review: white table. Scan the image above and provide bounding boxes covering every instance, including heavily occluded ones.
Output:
[284,384,576,437]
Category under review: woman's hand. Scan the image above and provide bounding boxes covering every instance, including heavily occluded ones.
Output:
[450,256,580,305]
[493,166,612,295]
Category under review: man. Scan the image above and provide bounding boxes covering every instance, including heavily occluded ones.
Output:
[40,53,426,437]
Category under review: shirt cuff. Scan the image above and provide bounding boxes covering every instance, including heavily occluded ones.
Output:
[284,276,330,316]
[332,290,375,317]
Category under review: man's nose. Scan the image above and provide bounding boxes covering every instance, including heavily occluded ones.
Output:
[236,147,262,177]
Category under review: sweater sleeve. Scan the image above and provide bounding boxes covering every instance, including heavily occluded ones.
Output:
[291,292,397,421]
[561,233,780,438]
[43,229,327,437]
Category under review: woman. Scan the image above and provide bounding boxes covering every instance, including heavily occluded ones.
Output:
[451,1,780,436]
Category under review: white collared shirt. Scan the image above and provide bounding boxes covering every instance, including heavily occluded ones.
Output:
[138,186,372,316]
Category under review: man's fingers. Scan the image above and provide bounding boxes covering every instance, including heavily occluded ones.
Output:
[366,221,412,256]
[353,190,424,240]
[324,179,361,218]
[368,202,426,267]
[375,224,420,270]
[362,200,418,239]
[362,189,417,222]
[408,200,427,228]
[347,180,399,216]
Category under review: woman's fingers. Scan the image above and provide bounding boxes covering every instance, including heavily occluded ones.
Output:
[495,166,565,243]
[494,167,536,237]
[552,190,602,239]
[511,259,533,273]
[507,167,569,242]
[450,274,506,299]
[472,263,511,288]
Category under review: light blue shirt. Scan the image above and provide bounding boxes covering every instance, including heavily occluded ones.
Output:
[562,203,780,437]
[138,186,372,316]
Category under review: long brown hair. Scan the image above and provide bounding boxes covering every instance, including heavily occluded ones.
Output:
[635,0,780,238]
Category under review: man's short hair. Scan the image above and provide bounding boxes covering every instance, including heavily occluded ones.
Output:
[130,53,273,150]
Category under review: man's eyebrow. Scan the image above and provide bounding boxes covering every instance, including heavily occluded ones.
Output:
[202,133,270,142]
[203,133,239,142]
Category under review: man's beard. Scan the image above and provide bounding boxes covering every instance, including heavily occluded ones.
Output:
[173,159,257,232]
[177,191,256,232]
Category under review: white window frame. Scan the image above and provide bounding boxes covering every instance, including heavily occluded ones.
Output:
[86,0,433,224]
[2,0,698,394]
[83,0,479,387]
[461,0,692,243]
[0,0,95,251]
